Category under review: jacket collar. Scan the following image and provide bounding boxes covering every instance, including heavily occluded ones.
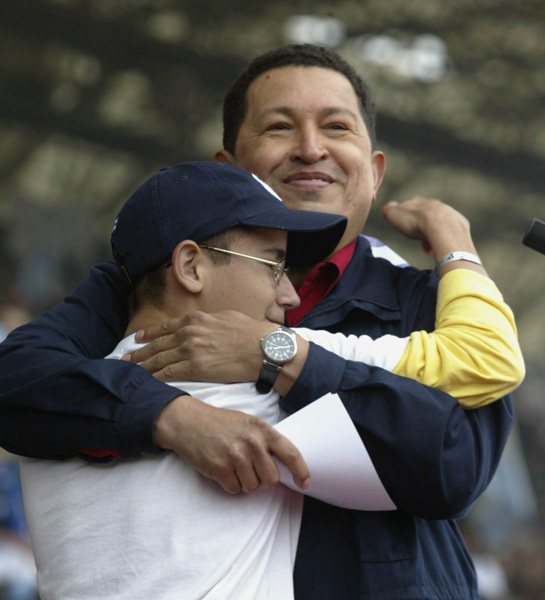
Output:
[295,235,404,328]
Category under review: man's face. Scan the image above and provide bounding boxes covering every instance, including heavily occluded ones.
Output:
[215,66,386,253]
[201,228,299,324]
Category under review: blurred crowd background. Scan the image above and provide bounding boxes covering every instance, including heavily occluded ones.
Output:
[1,1,545,598]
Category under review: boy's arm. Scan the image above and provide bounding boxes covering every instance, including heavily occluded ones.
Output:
[393,269,524,406]
[382,196,525,405]
[296,269,525,408]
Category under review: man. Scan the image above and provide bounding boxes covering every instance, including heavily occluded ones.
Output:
[0,44,515,599]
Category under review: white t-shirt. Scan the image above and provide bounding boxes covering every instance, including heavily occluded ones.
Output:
[20,335,303,600]
[17,327,420,600]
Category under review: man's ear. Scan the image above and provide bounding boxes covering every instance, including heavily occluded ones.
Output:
[214,149,236,164]
[371,151,386,203]
[170,240,205,294]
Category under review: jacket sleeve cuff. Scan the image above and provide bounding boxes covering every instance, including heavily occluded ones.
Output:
[281,343,349,413]
[118,377,188,457]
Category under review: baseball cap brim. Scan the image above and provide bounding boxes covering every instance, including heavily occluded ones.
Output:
[112,161,348,281]
[243,208,347,268]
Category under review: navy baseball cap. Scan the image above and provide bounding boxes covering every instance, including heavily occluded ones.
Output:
[111,161,347,283]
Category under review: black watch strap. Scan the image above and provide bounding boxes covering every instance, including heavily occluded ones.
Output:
[256,360,282,394]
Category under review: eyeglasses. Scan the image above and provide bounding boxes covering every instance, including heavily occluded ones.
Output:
[198,244,289,284]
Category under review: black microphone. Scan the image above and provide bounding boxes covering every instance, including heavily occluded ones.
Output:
[523,219,545,256]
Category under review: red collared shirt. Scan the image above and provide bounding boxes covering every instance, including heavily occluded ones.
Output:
[286,240,356,327]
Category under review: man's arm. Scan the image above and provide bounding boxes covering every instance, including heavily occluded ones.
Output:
[0,260,310,492]
[0,260,180,459]
[122,196,515,510]
[153,394,310,494]
[281,342,513,519]
[126,196,523,405]
[123,308,513,518]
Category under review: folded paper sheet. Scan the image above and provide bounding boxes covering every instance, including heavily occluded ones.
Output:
[274,394,396,511]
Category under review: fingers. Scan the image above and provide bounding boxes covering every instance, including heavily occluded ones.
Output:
[134,317,185,343]
[380,200,399,216]
[231,453,268,493]
[156,396,308,495]
[212,465,245,495]
[124,311,214,364]
[123,323,191,366]
[248,451,281,491]
[213,423,274,493]
[137,347,191,380]
[381,197,448,241]
[124,310,268,383]
[381,199,419,232]
[215,455,276,495]
[224,430,309,494]
[123,317,211,378]
[229,417,300,493]
[270,434,311,490]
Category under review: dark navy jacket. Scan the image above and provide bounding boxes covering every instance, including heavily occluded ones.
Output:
[283,236,513,599]
[0,235,513,599]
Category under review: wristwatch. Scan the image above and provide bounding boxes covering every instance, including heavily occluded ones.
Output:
[256,325,298,394]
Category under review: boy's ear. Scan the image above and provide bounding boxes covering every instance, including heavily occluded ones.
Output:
[170,240,205,294]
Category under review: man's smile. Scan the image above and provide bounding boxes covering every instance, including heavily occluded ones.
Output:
[282,171,334,190]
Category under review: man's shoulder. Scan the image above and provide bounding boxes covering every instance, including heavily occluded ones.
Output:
[296,236,437,332]
[341,236,438,332]
[351,235,436,289]
[362,235,410,268]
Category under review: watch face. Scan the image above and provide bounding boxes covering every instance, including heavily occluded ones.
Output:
[264,331,296,363]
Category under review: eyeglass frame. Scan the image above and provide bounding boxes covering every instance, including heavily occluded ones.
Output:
[198,244,289,284]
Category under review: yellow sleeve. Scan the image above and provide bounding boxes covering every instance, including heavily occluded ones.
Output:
[392,269,525,408]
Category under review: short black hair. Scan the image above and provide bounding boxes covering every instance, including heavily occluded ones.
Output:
[222,43,377,153]
[128,227,245,317]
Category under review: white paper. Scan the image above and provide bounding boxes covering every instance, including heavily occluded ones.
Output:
[274,394,396,511]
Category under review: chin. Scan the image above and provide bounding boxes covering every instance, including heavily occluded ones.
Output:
[283,196,334,213]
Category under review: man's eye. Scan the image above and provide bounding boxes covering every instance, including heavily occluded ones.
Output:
[327,123,348,130]
[266,123,290,131]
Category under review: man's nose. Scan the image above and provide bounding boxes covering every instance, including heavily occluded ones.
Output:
[289,126,328,164]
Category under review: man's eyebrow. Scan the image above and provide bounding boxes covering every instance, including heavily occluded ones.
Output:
[260,106,358,120]
[320,107,359,119]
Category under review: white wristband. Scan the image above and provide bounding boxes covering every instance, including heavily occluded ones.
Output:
[435,251,482,274]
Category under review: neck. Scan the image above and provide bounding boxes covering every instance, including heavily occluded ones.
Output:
[124,306,174,338]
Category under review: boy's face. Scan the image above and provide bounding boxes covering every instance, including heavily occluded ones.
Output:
[202,228,300,324]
